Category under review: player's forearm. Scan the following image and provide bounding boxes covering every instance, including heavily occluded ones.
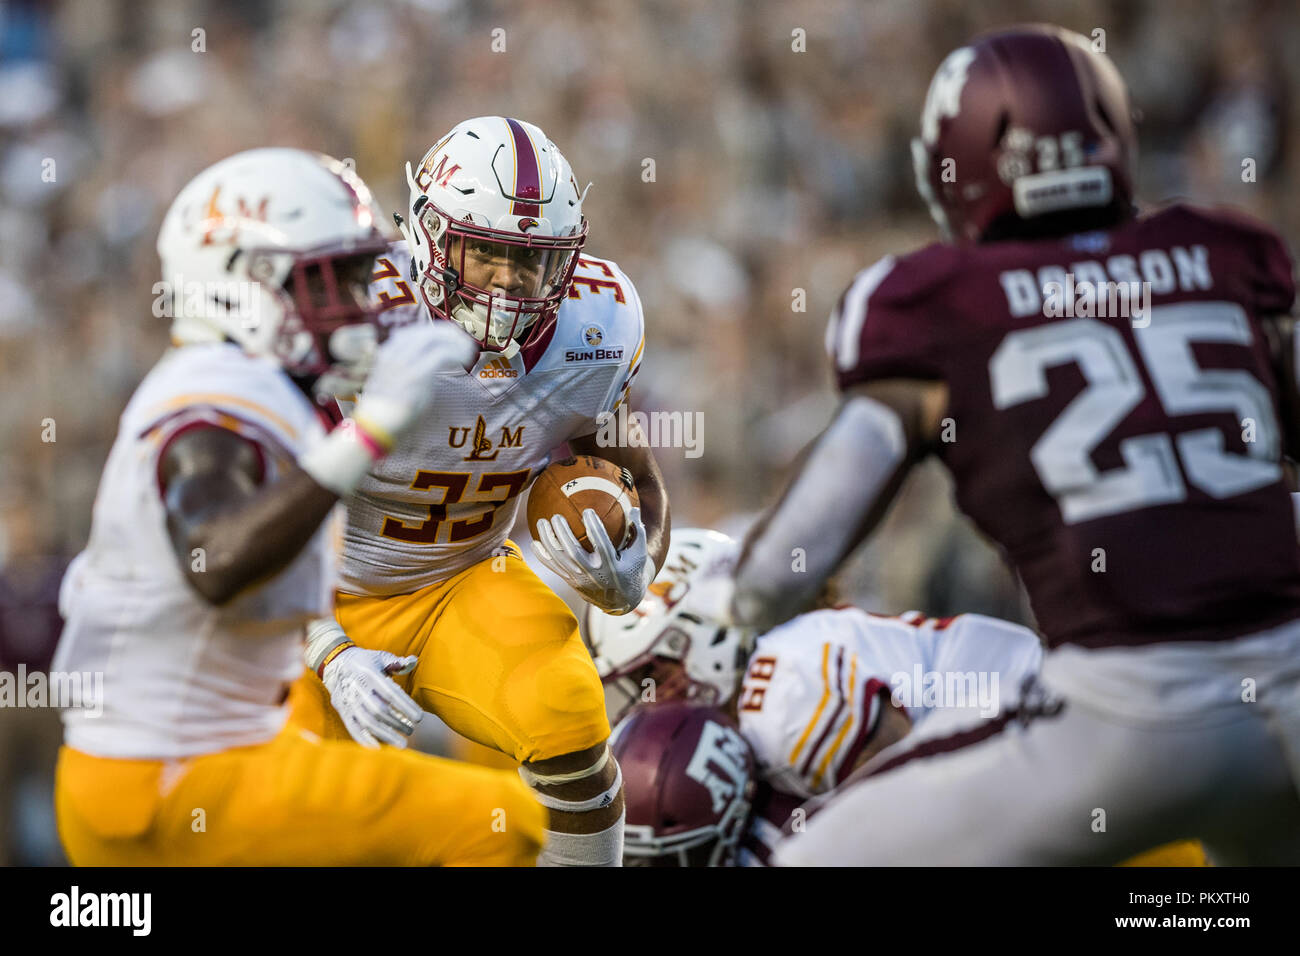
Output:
[733,394,912,631]
[170,466,339,605]
[632,468,670,572]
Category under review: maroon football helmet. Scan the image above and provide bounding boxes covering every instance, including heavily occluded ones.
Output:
[912,24,1137,243]
[610,702,756,867]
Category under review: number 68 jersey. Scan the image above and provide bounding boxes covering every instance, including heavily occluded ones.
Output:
[825,203,1300,652]
[339,244,645,596]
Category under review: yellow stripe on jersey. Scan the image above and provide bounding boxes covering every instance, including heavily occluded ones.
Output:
[612,336,645,412]
[789,643,832,766]
[144,393,299,441]
[812,652,859,791]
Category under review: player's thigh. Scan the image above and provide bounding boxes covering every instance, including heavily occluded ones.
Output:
[165,730,546,866]
[333,578,454,659]
[291,579,458,740]
[55,747,168,867]
[417,546,609,764]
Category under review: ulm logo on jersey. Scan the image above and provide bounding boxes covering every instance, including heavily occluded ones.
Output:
[479,357,518,379]
[449,415,525,461]
[686,720,751,814]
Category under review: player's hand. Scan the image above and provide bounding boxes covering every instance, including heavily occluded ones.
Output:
[352,321,480,447]
[320,646,423,749]
[533,506,655,615]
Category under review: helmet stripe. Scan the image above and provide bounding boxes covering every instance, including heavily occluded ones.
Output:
[505,117,542,217]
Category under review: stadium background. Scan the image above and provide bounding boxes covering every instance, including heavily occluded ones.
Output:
[0,0,1295,864]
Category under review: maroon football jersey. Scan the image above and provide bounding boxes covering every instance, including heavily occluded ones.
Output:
[827,204,1300,649]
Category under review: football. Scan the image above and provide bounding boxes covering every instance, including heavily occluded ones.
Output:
[527,455,640,553]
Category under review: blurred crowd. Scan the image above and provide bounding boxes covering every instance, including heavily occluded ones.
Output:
[1,0,1297,862]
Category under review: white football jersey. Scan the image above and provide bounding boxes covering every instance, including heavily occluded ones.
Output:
[338,242,644,596]
[737,608,1043,799]
[53,344,338,759]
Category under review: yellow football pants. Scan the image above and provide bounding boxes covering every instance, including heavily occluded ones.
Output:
[1121,840,1209,867]
[292,542,610,765]
[55,726,546,866]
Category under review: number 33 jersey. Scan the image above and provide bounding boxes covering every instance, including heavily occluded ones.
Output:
[338,244,645,596]
[826,203,1300,650]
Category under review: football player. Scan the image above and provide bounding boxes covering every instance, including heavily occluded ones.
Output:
[290,117,670,866]
[611,705,1209,867]
[52,148,547,866]
[598,529,1207,867]
[588,529,1043,854]
[609,702,757,867]
[691,25,1300,865]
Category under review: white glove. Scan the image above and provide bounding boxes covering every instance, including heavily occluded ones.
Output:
[352,320,480,447]
[320,645,423,749]
[533,506,655,614]
[299,320,479,496]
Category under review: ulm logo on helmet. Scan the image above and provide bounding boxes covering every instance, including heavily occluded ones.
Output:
[414,153,461,192]
[199,186,269,246]
[517,217,540,232]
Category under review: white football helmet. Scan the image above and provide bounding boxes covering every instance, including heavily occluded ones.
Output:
[398,116,588,353]
[585,528,752,723]
[156,147,390,394]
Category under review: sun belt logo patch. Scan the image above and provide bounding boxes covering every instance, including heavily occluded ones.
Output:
[583,324,604,346]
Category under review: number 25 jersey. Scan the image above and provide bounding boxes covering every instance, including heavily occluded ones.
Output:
[826,204,1300,650]
[339,244,645,596]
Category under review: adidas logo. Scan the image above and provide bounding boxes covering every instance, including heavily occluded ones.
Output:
[479,357,518,379]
